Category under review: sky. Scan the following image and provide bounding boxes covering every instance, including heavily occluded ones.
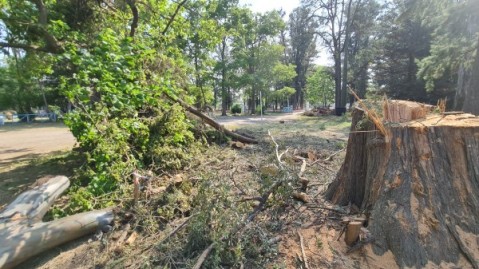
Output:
[239,0,301,15]
[239,0,332,66]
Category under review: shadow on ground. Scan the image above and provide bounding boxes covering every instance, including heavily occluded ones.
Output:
[0,150,83,208]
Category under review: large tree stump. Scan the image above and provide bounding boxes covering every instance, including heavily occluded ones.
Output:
[0,176,114,269]
[325,101,479,268]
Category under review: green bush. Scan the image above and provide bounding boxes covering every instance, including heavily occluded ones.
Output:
[231,104,242,114]
[255,105,266,115]
[60,29,201,212]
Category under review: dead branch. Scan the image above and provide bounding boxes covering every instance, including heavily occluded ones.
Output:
[298,159,307,178]
[229,167,249,196]
[293,192,310,203]
[165,92,258,144]
[350,89,388,137]
[268,130,285,167]
[307,204,348,215]
[248,132,291,222]
[0,176,114,269]
[158,215,195,245]
[297,230,310,269]
[237,196,263,202]
[324,148,346,161]
[192,243,214,269]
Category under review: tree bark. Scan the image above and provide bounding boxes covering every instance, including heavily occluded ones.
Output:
[164,92,258,144]
[220,38,228,116]
[326,101,479,268]
[334,52,343,115]
[0,176,114,269]
[461,38,479,115]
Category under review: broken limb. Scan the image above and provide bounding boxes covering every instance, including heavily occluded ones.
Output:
[0,176,114,269]
[165,92,258,144]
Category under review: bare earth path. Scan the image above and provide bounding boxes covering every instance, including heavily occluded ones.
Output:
[0,113,302,167]
[0,123,76,166]
[215,111,304,127]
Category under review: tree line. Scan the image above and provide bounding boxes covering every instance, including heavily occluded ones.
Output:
[1,0,477,116]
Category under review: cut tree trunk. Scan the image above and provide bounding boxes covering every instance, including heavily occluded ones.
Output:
[0,176,114,269]
[325,100,479,268]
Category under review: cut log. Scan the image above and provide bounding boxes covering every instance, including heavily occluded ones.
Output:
[0,209,114,269]
[0,176,69,226]
[0,176,115,269]
[325,101,479,268]
[344,221,362,246]
[164,92,258,144]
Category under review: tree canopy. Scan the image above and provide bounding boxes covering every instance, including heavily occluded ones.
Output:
[0,0,477,208]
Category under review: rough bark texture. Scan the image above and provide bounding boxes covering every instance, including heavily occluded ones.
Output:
[326,101,479,268]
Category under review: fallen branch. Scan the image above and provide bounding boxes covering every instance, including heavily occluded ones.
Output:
[297,158,309,190]
[0,176,114,269]
[268,130,287,167]
[324,148,346,161]
[248,132,290,222]
[297,230,310,269]
[157,214,195,246]
[230,167,249,196]
[192,243,215,269]
[165,92,258,144]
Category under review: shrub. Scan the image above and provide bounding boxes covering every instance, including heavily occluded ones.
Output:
[255,105,266,115]
[60,29,201,212]
[231,104,242,114]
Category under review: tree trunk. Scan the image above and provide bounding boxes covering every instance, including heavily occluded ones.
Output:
[334,52,344,115]
[461,39,479,115]
[341,1,352,111]
[326,101,479,268]
[0,176,114,269]
[220,38,228,116]
[164,92,258,144]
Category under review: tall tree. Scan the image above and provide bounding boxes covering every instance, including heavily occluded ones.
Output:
[211,0,241,116]
[345,0,380,103]
[372,0,433,102]
[231,10,285,114]
[289,6,318,109]
[184,0,223,109]
[415,0,479,114]
[302,0,363,115]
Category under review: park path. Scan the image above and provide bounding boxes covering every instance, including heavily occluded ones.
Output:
[0,123,76,166]
[215,111,303,127]
[0,112,302,167]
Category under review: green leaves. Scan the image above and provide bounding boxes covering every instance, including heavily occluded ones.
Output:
[306,67,334,107]
[59,28,200,210]
[416,0,478,92]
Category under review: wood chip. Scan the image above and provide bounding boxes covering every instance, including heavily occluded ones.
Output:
[293,192,310,203]
[125,231,138,245]
[231,141,246,149]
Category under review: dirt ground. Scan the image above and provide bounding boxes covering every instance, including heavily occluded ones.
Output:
[0,122,76,165]
[0,123,77,207]
[2,114,397,269]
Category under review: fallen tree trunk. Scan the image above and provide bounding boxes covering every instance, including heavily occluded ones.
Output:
[0,176,114,269]
[325,101,479,268]
[164,92,259,144]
